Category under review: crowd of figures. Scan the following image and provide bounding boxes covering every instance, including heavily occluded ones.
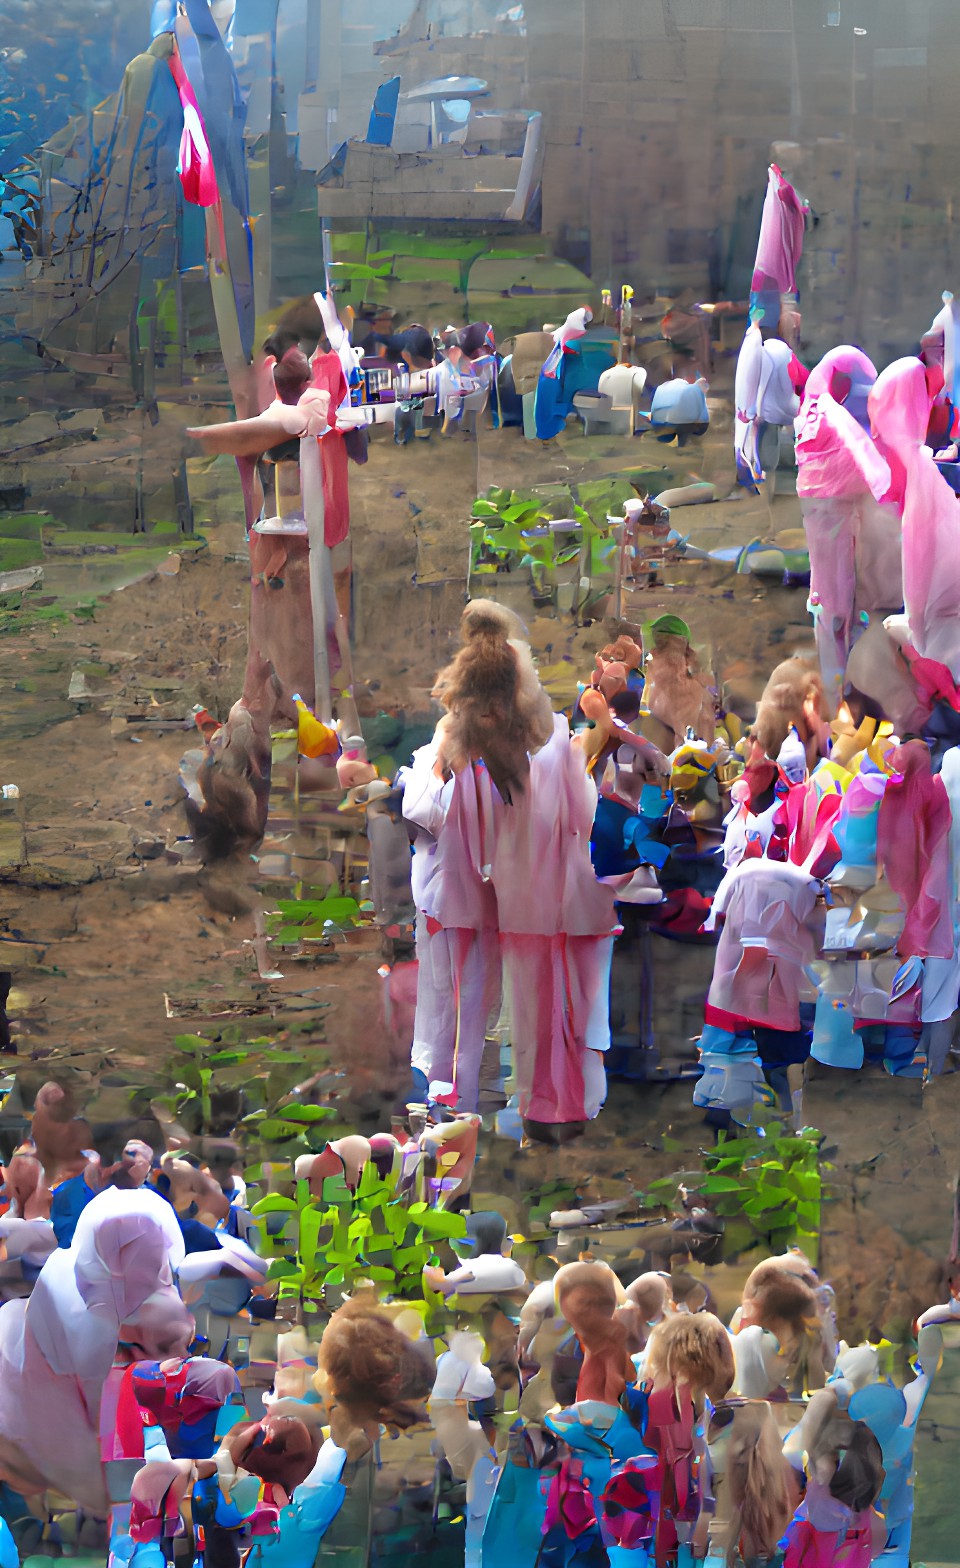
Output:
[0,1098,955,1568]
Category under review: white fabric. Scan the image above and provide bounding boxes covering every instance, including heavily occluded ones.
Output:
[731,1324,785,1397]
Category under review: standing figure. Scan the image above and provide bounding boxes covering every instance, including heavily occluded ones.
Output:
[795,347,896,711]
[413,600,617,1135]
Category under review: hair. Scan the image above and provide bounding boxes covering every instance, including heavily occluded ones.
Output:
[743,1260,822,1391]
[801,1388,884,1514]
[316,1297,436,1430]
[228,1414,319,1492]
[431,599,554,804]
[753,657,824,762]
[644,1311,734,1402]
[720,1401,793,1568]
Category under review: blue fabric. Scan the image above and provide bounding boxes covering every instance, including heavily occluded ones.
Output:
[591,796,670,878]
[50,1175,96,1247]
[367,77,400,146]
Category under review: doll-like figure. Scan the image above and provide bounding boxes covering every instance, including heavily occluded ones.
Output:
[429,1330,497,1566]
[753,658,830,774]
[554,1260,637,1406]
[731,1258,825,1414]
[423,1210,528,1299]
[642,616,716,747]
[783,1395,885,1568]
[636,1312,736,1566]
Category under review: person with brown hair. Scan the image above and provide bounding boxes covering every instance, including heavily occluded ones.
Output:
[732,1259,824,1407]
[699,1400,796,1568]
[314,1296,436,1460]
[640,1312,736,1566]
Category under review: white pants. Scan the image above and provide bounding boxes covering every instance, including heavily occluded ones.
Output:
[411,915,502,1111]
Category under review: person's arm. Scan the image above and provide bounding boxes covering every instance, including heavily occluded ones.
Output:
[400,743,451,838]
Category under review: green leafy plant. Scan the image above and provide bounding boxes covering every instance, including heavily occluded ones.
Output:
[468,483,626,601]
[266,895,362,945]
[252,1153,467,1320]
[642,1123,824,1263]
[152,1029,330,1138]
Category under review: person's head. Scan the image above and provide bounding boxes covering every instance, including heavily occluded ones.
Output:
[740,1259,819,1355]
[461,1210,508,1258]
[315,1296,435,1456]
[644,1310,734,1402]
[625,1271,672,1325]
[555,1260,622,1338]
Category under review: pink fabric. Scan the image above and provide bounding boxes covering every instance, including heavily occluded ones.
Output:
[877,741,954,959]
[704,860,822,1029]
[870,357,960,675]
[751,164,807,294]
[167,51,218,208]
[309,353,351,548]
[489,716,617,938]
[502,933,609,1123]
[778,780,842,876]
[796,393,890,501]
[803,346,878,407]
[795,391,892,702]
[900,645,960,712]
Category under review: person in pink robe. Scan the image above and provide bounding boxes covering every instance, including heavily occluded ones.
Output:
[488,715,617,1134]
[795,348,895,711]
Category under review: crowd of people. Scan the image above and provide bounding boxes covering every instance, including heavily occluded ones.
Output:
[0,1094,953,1568]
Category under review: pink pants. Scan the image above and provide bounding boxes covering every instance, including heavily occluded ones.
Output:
[502,933,613,1124]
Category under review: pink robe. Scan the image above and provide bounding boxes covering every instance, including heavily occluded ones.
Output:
[869,356,960,678]
[795,362,893,709]
[489,717,617,1125]
[876,741,954,961]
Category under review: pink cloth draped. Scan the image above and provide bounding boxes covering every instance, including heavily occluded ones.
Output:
[796,392,890,501]
[751,164,807,294]
[704,860,822,1030]
[489,717,616,938]
[167,49,218,208]
[870,357,960,676]
[877,741,954,960]
[803,345,878,408]
[309,353,351,548]
[488,719,616,1123]
[777,780,842,877]
[795,388,892,704]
